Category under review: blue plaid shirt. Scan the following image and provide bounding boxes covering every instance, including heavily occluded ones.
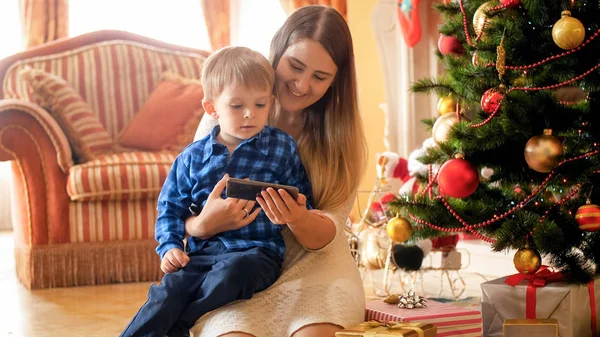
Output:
[155,125,311,261]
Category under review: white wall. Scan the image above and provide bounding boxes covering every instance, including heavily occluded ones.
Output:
[371,0,443,158]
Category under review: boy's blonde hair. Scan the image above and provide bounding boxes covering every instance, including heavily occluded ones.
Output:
[201,46,274,101]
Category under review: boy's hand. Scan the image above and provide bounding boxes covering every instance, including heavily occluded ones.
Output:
[257,188,308,225]
[187,174,260,239]
[161,248,190,274]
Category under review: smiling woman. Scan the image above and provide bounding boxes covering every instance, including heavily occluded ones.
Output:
[274,39,338,117]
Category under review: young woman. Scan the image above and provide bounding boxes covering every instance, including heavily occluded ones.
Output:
[186,5,368,337]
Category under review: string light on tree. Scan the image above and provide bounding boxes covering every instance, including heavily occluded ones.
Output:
[540,188,557,204]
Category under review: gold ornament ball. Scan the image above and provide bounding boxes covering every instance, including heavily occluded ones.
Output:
[432,113,470,145]
[386,216,413,243]
[473,1,494,37]
[437,96,458,115]
[552,10,585,50]
[524,129,564,173]
[513,247,542,274]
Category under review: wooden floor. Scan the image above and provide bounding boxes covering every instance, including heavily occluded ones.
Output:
[0,232,156,337]
[0,231,509,337]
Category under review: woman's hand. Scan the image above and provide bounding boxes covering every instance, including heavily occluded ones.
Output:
[185,174,260,238]
[256,188,308,225]
[258,190,336,249]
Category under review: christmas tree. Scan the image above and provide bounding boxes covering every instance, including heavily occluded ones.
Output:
[388,0,600,282]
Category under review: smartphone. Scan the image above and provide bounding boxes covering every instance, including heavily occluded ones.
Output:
[226,178,299,201]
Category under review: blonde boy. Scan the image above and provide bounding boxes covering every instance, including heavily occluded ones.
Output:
[121,47,311,337]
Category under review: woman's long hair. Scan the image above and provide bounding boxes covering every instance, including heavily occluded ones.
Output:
[270,5,367,210]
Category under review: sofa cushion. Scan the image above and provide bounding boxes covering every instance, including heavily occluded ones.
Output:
[20,66,115,163]
[3,40,207,140]
[118,72,204,152]
[67,151,177,201]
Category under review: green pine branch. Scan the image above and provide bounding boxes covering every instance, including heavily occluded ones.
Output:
[389,0,600,281]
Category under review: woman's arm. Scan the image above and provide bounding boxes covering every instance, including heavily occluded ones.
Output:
[306,193,356,252]
[286,209,336,250]
[257,188,349,250]
[259,188,356,251]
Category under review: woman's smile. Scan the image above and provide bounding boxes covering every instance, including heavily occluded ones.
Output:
[287,84,307,98]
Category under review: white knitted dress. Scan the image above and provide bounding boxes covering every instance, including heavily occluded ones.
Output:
[190,116,365,337]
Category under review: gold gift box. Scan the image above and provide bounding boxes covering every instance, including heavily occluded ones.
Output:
[336,321,437,337]
[503,318,558,337]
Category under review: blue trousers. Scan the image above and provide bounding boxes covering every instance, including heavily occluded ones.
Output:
[120,240,281,337]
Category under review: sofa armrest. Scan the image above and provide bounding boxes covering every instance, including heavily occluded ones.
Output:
[0,99,72,245]
[0,99,73,171]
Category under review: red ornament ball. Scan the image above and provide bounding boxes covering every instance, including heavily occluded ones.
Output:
[438,34,465,56]
[481,88,505,114]
[501,0,520,7]
[575,203,600,232]
[437,157,479,198]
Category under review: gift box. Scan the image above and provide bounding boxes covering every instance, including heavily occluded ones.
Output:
[336,321,437,337]
[437,324,482,337]
[366,299,482,336]
[502,319,558,337]
[481,273,599,337]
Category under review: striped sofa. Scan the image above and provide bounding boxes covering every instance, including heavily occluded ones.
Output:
[0,30,209,289]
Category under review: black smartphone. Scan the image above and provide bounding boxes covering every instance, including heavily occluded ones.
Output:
[226,178,299,201]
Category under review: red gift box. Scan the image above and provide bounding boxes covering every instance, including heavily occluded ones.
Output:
[366,299,482,336]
